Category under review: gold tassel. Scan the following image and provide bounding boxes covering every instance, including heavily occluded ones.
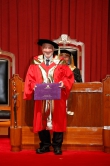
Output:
[70,54,74,67]
[57,47,61,59]
[69,54,76,70]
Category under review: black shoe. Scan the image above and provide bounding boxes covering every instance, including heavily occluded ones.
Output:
[36,147,50,154]
[54,147,62,155]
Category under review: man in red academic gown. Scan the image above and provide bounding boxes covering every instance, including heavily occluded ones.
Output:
[23,39,74,155]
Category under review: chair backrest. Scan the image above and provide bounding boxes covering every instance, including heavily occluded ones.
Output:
[53,34,85,82]
[0,59,8,105]
[0,48,15,128]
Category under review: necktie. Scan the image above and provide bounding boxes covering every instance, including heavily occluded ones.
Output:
[46,59,50,66]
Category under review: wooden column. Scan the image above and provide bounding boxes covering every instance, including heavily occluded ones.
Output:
[10,74,23,152]
[103,75,110,153]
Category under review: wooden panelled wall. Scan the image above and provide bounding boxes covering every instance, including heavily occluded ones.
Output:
[9,75,110,153]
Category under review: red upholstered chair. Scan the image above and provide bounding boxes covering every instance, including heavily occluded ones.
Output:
[0,48,15,136]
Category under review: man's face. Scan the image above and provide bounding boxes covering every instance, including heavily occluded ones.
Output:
[42,43,54,59]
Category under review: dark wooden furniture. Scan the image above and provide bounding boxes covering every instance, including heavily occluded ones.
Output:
[0,49,15,136]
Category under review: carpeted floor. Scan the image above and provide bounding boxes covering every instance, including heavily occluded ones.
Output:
[0,138,110,166]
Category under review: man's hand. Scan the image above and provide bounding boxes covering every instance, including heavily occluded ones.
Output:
[59,81,65,88]
[33,85,37,91]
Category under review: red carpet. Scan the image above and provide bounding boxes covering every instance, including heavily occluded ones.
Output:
[0,138,110,166]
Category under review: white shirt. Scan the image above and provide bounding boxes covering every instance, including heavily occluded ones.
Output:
[44,55,53,65]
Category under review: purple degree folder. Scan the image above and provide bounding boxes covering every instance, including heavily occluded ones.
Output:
[34,83,61,100]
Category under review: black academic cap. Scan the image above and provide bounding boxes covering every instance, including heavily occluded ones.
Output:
[60,49,71,56]
[37,39,58,49]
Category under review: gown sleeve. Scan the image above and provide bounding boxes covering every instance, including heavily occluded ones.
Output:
[55,64,74,99]
[23,65,36,100]
[62,65,74,98]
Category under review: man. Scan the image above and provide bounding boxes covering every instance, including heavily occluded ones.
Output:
[23,39,74,155]
[60,49,82,82]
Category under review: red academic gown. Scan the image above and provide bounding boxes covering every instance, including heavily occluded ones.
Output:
[23,56,74,133]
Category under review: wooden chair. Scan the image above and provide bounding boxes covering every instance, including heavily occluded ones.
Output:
[0,48,15,136]
[53,34,85,82]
